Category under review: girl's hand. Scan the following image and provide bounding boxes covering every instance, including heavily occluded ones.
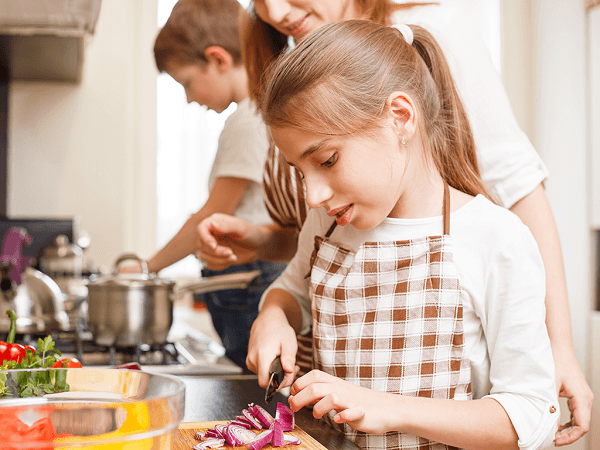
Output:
[196,213,261,270]
[246,307,299,389]
[288,370,397,435]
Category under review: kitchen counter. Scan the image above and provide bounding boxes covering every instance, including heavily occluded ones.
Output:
[178,375,360,450]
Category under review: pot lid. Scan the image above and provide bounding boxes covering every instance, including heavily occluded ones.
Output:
[87,272,176,288]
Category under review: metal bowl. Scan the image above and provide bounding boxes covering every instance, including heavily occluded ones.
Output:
[0,367,185,448]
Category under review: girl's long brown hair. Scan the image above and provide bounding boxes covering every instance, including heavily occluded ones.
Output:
[259,20,492,200]
[242,1,437,100]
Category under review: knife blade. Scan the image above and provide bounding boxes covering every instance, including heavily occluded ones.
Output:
[265,356,284,404]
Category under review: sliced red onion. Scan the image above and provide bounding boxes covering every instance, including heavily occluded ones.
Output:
[229,419,253,430]
[272,418,285,447]
[224,423,256,447]
[247,429,274,450]
[248,403,275,429]
[236,415,255,427]
[214,424,227,439]
[205,429,222,439]
[275,403,295,432]
[242,408,263,430]
[283,434,301,445]
[193,438,226,449]
[194,431,206,440]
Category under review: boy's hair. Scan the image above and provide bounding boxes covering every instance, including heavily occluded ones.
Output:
[154,0,245,72]
[242,0,437,99]
[259,20,492,201]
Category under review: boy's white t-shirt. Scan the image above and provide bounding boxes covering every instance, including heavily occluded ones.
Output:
[208,98,271,226]
[263,196,559,450]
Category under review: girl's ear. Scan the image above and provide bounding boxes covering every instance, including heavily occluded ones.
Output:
[386,91,418,141]
[204,46,233,72]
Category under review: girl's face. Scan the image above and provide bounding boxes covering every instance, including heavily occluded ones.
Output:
[252,0,361,41]
[270,122,408,231]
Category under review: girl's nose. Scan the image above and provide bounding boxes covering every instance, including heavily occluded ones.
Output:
[305,175,332,210]
[263,0,292,25]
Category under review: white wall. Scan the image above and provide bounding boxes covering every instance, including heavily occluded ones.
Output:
[503,1,591,449]
[7,0,158,270]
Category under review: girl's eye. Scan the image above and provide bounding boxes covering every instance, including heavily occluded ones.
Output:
[321,154,337,168]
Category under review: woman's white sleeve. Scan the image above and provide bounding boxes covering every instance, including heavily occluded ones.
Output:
[482,225,559,450]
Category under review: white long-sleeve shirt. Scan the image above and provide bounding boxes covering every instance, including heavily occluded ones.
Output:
[263,196,559,450]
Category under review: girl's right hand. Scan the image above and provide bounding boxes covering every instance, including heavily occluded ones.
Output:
[246,307,299,389]
[196,213,260,270]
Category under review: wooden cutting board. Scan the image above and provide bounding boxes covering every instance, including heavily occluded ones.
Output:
[174,421,328,450]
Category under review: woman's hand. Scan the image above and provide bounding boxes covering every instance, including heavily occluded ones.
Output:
[288,370,397,435]
[246,303,299,389]
[554,349,594,446]
[196,213,263,270]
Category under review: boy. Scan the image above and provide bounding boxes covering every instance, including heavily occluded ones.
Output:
[148,0,285,369]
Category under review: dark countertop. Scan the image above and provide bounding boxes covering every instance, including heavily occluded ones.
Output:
[178,375,360,450]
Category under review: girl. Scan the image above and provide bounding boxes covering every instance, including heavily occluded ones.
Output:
[247,20,558,450]
[197,2,591,443]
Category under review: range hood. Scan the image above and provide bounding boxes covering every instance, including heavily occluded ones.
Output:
[0,0,102,83]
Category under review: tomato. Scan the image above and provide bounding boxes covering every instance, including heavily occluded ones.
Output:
[52,358,82,368]
[23,345,35,355]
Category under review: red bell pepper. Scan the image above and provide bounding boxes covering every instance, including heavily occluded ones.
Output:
[0,310,27,364]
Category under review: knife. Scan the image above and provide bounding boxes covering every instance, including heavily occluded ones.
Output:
[265,356,285,404]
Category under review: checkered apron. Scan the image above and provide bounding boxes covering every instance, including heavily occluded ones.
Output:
[309,184,471,450]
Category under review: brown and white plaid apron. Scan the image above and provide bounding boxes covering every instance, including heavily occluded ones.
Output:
[262,143,313,376]
[309,184,471,450]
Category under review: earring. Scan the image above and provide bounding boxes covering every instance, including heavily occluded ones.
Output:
[401,134,407,146]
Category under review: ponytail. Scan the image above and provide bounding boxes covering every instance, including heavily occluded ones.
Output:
[410,27,493,200]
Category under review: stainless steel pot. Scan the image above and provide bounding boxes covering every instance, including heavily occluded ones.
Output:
[86,254,175,347]
[86,253,262,347]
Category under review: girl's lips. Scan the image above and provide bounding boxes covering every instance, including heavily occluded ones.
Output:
[329,204,353,227]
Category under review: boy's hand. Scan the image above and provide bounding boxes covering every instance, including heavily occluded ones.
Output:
[246,307,298,389]
[288,370,396,435]
[196,213,261,270]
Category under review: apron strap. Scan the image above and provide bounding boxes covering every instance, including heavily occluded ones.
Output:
[442,182,450,236]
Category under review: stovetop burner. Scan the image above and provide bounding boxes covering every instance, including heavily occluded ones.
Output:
[15,323,244,376]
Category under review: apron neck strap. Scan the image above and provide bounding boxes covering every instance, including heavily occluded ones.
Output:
[442,182,450,236]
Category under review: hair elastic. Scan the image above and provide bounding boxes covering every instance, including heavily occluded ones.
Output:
[392,23,414,46]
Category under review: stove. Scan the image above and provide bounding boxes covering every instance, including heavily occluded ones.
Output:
[20,321,243,376]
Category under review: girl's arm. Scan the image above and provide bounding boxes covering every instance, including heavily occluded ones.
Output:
[510,184,593,446]
[146,177,249,273]
[289,371,518,450]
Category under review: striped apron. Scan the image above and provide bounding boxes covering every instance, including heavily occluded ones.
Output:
[309,184,471,450]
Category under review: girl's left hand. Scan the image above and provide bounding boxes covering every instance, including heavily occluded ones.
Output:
[288,370,398,435]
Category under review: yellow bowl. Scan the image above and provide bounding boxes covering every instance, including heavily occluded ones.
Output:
[0,367,185,449]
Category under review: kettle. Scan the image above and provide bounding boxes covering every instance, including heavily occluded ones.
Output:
[0,227,70,334]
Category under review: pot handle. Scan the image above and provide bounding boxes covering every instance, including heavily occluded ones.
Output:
[113,253,149,275]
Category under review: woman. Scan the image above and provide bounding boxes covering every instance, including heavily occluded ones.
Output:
[197,1,592,444]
